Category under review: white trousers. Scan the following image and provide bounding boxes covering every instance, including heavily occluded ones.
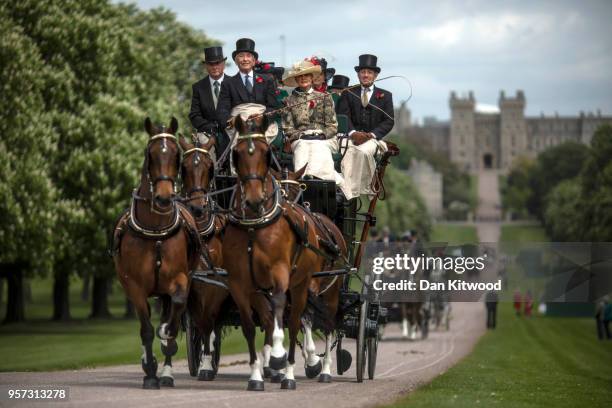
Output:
[340,138,388,200]
[292,138,345,188]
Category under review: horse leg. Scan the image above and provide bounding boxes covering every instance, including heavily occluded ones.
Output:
[135,299,159,389]
[318,332,333,383]
[282,283,308,390]
[158,295,177,387]
[401,304,409,338]
[269,291,288,371]
[302,316,322,379]
[233,292,264,391]
[157,280,189,340]
[198,325,216,381]
[251,295,275,380]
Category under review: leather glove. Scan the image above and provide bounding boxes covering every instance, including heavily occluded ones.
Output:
[351,131,373,146]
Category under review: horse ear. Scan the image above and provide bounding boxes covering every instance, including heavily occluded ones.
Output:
[295,164,307,180]
[204,135,216,151]
[234,115,244,133]
[178,134,191,151]
[144,117,153,136]
[169,117,178,134]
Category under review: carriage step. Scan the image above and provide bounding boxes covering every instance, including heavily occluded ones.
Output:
[312,268,357,278]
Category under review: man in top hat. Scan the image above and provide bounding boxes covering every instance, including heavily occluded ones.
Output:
[216,38,279,129]
[328,74,350,106]
[337,54,394,200]
[189,46,229,164]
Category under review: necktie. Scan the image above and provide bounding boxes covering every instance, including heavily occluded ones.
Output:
[213,80,220,107]
[362,87,369,108]
[245,74,253,94]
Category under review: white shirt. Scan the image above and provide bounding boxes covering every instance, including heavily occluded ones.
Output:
[209,74,224,107]
[348,85,376,138]
[240,71,254,87]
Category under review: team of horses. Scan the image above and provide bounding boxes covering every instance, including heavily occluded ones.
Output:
[112,112,349,390]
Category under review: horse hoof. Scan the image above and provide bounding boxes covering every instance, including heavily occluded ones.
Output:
[280,379,296,390]
[270,372,285,383]
[198,369,215,381]
[247,380,265,391]
[305,360,322,379]
[269,353,287,370]
[263,367,272,378]
[160,376,174,387]
[318,373,332,383]
[142,376,160,389]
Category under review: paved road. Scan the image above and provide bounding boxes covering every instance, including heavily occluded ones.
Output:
[0,303,484,408]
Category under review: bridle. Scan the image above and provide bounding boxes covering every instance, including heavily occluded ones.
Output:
[230,133,282,222]
[144,132,181,215]
[181,144,216,236]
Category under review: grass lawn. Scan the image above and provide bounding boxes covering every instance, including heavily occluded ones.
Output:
[386,304,612,408]
[0,277,255,372]
[431,223,478,245]
[500,224,549,243]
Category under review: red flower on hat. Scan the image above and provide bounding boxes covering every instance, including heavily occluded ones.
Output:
[255,76,264,83]
[263,63,271,70]
[275,89,280,95]
[305,56,320,66]
[309,100,316,109]
[376,91,385,99]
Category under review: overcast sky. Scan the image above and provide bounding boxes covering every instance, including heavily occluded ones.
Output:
[128,0,612,121]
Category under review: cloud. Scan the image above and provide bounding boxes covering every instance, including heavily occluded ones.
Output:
[125,0,612,120]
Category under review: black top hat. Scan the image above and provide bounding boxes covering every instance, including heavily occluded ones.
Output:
[203,46,226,63]
[329,74,350,90]
[354,54,381,73]
[232,38,258,60]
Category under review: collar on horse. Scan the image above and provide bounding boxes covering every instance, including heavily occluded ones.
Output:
[227,176,283,228]
[127,190,183,238]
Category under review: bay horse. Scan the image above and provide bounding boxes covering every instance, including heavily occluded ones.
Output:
[178,134,229,381]
[223,112,326,391]
[112,117,200,389]
[274,167,349,382]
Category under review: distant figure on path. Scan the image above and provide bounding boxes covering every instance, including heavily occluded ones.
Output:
[524,290,533,317]
[513,289,522,317]
[485,291,499,329]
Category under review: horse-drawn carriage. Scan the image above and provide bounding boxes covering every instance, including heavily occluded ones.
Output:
[180,113,398,384]
[112,112,398,390]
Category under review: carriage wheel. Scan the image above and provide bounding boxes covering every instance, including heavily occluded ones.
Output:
[212,331,221,375]
[367,336,378,380]
[185,310,202,377]
[336,336,344,375]
[355,300,368,383]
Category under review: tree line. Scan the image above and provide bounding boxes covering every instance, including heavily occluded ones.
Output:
[0,0,432,323]
[501,124,612,241]
[0,0,216,323]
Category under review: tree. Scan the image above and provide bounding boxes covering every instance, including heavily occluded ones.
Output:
[501,156,535,219]
[543,179,585,241]
[0,8,58,323]
[527,141,589,220]
[579,124,612,241]
[3,0,216,320]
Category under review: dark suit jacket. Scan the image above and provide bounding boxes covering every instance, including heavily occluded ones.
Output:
[216,72,279,126]
[337,85,394,139]
[189,76,218,133]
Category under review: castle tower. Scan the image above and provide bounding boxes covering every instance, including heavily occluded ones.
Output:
[498,90,527,171]
[449,91,476,172]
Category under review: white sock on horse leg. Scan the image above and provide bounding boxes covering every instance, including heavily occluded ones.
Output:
[402,318,409,337]
[262,344,271,367]
[161,364,173,379]
[199,354,213,371]
[303,323,320,367]
[271,318,285,358]
[249,358,263,382]
[285,363,295,380]
[321,336,332,375]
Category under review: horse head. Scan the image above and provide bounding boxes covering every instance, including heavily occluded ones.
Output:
[179,134,216,218]
[232,113,272,213]
[143,117,180,213]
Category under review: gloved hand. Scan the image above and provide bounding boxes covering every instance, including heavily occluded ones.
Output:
[351,131,373,146]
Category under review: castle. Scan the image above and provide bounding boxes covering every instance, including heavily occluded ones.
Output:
[395,91,612,173]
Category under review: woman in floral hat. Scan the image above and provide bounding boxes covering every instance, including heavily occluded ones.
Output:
[281,60,344,187]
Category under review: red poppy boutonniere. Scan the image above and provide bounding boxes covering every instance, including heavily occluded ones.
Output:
[376,91,385,100]
[275,89,280,95]
[255,75,264,84]
[309,100,316,109]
